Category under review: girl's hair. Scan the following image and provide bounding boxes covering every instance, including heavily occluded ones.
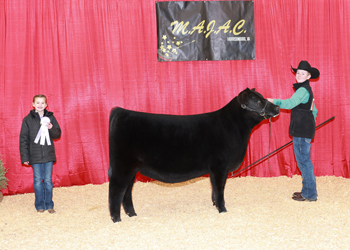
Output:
[33,94,47,103]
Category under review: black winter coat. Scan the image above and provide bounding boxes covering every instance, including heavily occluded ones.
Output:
[20,109,61,165]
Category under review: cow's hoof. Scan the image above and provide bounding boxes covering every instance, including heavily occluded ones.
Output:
[218,207,227,213]
[111,216,121,223]
[127,212,137,217]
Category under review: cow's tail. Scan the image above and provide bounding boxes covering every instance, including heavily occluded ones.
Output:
[109,107,121,132]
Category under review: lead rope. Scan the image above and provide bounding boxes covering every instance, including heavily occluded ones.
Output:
[268,118,272,176]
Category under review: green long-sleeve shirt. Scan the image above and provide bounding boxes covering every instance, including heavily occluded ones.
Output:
[273,87,317,121]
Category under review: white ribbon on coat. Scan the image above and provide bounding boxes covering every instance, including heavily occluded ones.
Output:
[34,117,51,145]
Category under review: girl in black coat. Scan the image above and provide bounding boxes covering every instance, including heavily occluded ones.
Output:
[20,94,61,213]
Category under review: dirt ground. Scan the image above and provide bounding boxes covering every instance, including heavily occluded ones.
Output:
[1,175,349,250]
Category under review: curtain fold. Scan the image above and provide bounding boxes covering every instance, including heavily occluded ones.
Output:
[1,0,349,195]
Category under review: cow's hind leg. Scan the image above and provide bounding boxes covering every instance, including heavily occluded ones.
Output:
[210,172,228,213]
[122,174,137,217]
[109,178,124,223]
[109,170,136,223]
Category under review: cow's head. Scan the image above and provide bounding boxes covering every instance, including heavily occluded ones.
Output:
[238,88,280,119]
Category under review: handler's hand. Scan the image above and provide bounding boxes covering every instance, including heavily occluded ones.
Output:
[267,98,273,103]
[24,162,29,165]
[47,123,53,129]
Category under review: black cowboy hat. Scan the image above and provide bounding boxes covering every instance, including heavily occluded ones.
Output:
[291,61,320,79]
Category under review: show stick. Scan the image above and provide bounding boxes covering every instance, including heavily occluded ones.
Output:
[230,116,335,177]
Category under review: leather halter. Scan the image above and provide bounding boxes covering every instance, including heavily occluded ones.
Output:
[238,99,269,119]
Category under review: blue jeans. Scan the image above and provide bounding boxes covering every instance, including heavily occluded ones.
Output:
[293,137,317,200]
[32,162,54,210]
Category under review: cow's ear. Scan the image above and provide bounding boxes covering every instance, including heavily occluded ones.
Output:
[251,88,256,92]
[238,89,248,103]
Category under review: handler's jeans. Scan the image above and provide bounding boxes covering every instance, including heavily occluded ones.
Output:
[32,162,54,210]
[293,137,317,200]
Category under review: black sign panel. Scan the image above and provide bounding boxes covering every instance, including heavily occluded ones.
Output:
[156,1,255,62]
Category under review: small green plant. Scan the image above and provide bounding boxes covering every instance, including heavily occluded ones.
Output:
[0,156,8,190]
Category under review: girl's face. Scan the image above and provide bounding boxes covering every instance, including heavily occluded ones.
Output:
[32,97,47,113]
[296,69,311,83]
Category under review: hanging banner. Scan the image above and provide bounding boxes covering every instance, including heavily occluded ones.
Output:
[156,1,255,62]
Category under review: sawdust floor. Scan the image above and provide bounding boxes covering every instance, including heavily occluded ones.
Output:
[1,176,350,250]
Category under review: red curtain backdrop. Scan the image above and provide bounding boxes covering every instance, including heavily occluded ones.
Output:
[1,0,349,195]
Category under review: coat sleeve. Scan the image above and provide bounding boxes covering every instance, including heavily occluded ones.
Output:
[49,116,61,139]
[19,118,30,163]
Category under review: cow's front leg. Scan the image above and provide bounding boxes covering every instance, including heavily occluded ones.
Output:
[210,172,228,213]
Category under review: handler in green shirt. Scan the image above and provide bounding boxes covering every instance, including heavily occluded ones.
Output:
[268,60,320,202]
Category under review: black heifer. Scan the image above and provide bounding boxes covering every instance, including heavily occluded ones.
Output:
[108,88,279,222]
